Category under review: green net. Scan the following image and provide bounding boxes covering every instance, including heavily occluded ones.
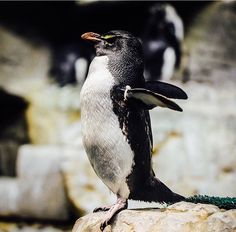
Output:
[185,195,236,210]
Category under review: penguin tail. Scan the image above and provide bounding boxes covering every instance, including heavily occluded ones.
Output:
[185,195,236,210]
[129,177,236,210]
[150,178,186,203]
[129,177,185,204]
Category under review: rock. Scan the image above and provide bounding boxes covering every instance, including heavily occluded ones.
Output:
[185,1,236,85]
[0,25,50,96]
[17,145,70,220]
[0,222,71,232]
[0,25,81,145]
[0,178,19,216]
[72,202,236,232]
[149,81,236,197]
[25,84,81,144]
[0,145,71,220]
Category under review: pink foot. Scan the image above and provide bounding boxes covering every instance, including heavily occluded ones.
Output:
[95,197,128,231]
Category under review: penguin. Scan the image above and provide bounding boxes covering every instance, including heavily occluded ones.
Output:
[49,44,93,87]
[80,30,187,231]
[143,3,184,81]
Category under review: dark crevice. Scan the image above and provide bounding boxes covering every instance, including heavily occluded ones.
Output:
[0,89,30,177]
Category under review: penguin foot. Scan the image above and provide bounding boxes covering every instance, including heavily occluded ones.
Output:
[99,197,127,231]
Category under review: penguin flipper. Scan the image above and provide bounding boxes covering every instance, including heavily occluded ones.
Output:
[125,88,183,112]
[145,81,188,99]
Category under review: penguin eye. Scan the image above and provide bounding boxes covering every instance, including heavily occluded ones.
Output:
[106,37,116,44]
[102,35,117,45]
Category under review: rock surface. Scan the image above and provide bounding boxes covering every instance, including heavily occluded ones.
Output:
[0,145,71,220]
[72,202,236,232]
[0,222,71,232]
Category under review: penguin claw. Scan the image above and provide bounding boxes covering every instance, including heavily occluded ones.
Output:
[100,220,109,231]
[93,206,110,213]
[98,198,128,231]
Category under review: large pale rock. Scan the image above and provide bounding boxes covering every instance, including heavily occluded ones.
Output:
[0,25,50,96]
[25,84,81,144]
[0,178,19,215]
[150,81,236,197]
[17,145,70,220]
[0,222,71,232]
[0,145,71,220]
[185,2,236,85]
[72,202,236,232]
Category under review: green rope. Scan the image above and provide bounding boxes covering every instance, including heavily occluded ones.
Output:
[185,195,236,210]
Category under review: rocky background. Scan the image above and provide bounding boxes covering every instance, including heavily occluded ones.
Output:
[0,1,235,231]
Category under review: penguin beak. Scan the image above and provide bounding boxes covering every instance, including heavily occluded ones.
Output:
[81,32,102,43]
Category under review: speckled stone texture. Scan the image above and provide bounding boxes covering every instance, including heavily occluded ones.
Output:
[72,202,236,232]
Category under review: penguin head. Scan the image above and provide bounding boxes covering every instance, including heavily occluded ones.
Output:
[81,30,143,57]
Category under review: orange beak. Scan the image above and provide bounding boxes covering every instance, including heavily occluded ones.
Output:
[81,32,102,42]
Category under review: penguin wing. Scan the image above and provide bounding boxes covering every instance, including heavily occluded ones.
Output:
[124,87,183,112]
[145,81,188,99]
[144,110,153,152]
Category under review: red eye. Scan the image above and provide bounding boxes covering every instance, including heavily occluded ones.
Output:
[106,37,116,44]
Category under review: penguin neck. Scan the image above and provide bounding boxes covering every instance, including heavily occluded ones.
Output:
[107,50,144,87]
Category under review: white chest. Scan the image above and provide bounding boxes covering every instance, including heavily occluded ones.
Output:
[80,56,134,198]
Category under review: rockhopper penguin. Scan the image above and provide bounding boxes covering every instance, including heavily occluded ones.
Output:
[80,30,188,230]
[143,3,184,81]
